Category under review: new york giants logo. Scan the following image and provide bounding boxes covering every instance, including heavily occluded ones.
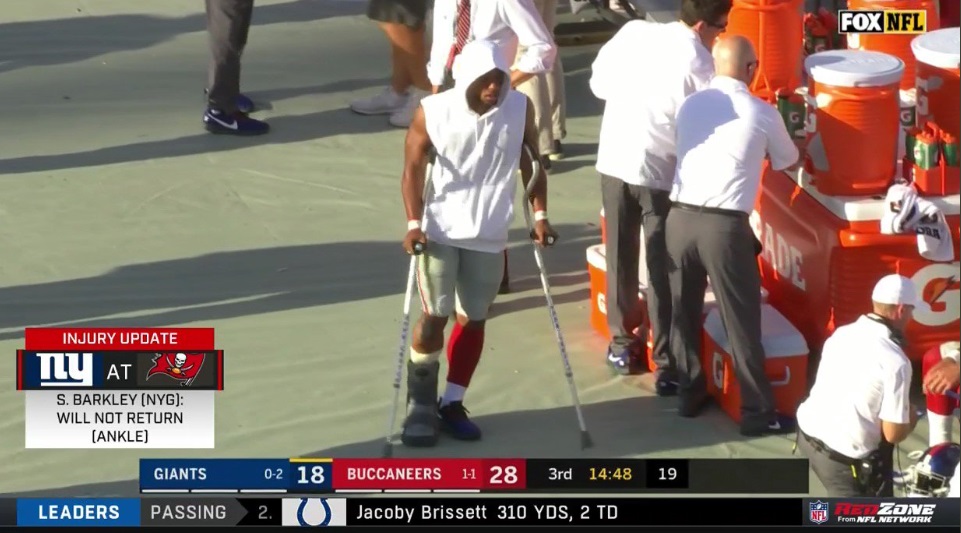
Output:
[36,352,93,387]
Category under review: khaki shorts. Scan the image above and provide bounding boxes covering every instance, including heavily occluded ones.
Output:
[415,241,504,320]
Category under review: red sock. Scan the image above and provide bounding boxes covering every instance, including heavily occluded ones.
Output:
[447,322,485,387]
[923,345,960,416]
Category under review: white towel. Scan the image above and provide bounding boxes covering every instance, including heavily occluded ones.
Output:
[880,183,955,262]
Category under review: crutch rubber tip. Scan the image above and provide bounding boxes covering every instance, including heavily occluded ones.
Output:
[580,431,593,449]
[382,442,393,458]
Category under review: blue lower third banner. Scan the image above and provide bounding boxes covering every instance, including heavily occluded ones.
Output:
[17,499,140,527]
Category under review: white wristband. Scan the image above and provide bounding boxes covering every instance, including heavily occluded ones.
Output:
[407,220,421,231]
[534,211,548,222]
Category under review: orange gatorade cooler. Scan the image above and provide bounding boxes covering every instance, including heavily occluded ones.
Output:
[728,0,804,100]
[847,0,941,90]
[912,28,961,138]
[803,50,905,196]
[703,305,809,422]
[753,165,961,363]
[587,244,647,339]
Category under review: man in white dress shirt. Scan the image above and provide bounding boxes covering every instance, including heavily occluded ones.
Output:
[667,35,799,430]
[590,0,731,387]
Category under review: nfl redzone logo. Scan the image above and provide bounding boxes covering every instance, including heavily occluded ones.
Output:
[833,502,936,524]
[838,10,927,34]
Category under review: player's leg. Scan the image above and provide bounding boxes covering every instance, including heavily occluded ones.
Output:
[922,343,960,446]
[438,248,505,440]
[402,242,457,447]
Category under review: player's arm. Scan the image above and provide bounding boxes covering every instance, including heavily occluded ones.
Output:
[401,105,433,224]
[519,96,546,213]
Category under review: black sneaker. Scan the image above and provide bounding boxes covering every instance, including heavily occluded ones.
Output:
[438,401,482,441]
[606,347,640,376]
[203,108,269,136]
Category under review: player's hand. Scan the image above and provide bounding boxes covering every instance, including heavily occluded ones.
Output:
[923,358,961,395]
[531,220,558,247]
[403,228,427,255]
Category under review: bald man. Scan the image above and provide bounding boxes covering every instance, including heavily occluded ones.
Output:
[667,36,800,435]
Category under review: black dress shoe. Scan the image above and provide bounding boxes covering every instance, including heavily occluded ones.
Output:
[679,392,710,418]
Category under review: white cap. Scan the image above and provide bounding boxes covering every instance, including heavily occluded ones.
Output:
[871,274,920,307]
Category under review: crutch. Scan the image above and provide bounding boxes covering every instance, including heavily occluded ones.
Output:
[521,144,593,449]
[382,153,434,458]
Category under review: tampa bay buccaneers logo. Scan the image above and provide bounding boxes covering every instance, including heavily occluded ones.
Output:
[147,353,204,387]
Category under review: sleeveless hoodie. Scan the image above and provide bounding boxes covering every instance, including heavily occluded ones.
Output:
[420,39,528,254]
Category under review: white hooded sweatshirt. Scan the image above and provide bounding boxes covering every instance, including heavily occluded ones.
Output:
[420,40,528,255]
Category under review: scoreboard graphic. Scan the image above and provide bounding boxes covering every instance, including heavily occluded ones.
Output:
[137,457,809,494]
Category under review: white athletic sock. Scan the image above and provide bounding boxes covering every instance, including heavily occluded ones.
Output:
[440,383,467,407]
[410,348,441,364]
[928,411,955,447]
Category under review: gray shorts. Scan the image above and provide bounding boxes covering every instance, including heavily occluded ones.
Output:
[415,241,504,320]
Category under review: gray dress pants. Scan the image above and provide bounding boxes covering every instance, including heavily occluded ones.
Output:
[206,0,254,113]
[601,175,674,378]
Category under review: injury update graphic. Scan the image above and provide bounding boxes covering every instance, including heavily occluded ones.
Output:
[16,328,224,449]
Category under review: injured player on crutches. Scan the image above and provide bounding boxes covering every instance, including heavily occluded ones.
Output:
[394,39,558,448]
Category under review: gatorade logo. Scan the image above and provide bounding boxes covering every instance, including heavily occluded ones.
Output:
[911,263,961,327]
[838,10,927,34]
[597,292,606,315]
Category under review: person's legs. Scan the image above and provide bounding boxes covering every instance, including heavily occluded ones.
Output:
[402,242,458,447]
[386,21,432,127]
[203,0,267,134]
[437,248,505,440]
[601,175,644,374]
[539,0,567,160]
[698,215,778,434]
[638,187,675,392]
[665,208,709,415]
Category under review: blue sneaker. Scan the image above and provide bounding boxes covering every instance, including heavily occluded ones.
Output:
[438,401,482,441]
[606,347,639,376]
[203,108,269,136]
[205,90,255,114]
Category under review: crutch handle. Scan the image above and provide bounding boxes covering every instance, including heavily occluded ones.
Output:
[412,242,426,255]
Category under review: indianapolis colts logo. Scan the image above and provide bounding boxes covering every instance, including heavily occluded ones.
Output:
[296,498,332,527]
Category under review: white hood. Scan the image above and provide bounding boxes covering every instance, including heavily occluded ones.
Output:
[452,39,511,106]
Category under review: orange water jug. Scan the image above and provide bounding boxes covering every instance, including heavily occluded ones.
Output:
[801,50,905,196]
[728,0,804,100]
[912,27,960,138]
[847,0,941,90]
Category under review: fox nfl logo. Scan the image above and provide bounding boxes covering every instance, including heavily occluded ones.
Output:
[838,10,927,34]
[281,498,347,527]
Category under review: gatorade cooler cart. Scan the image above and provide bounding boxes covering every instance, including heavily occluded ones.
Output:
[756,48,961,362]
[586,243,770,370]
[754,166,960,362]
